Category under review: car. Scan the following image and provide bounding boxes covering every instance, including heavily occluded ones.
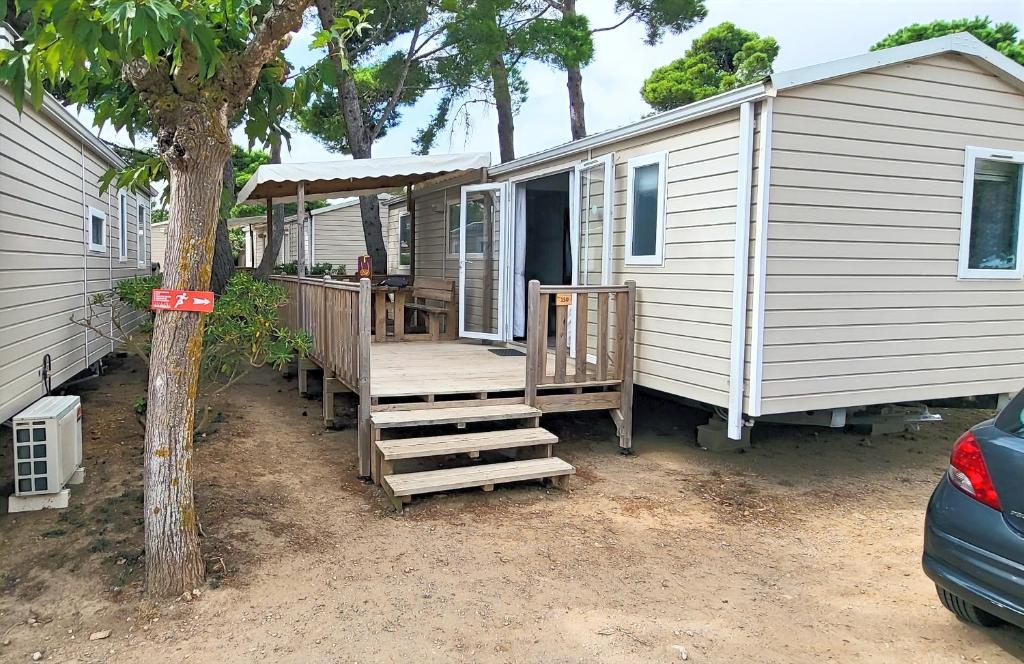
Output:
[923,391,1024,629]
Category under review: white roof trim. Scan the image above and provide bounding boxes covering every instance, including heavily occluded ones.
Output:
[771,32,1024,92]
[488,82,768,176]
[310,193,398,216]
[490,32,1024,179]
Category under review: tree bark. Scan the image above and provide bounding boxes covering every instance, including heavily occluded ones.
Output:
[210,159,236,292]
[566,65,586,140]
[315,0,387,274]
[146,110,232,598]
[253,135,286,279]
[562,0,587,140]
[490,57,516,162]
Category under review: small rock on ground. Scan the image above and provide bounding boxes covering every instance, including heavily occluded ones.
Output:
[89,630,112,641]
[671,644,688,660]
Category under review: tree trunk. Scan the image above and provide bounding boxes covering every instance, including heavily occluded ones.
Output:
[566,65,586,140]
[490,57,515,162]
[146,113,231,597]
[562,0,586,140]
[210,156,236,293]
[315,0,387,274]
[253,136,286,279]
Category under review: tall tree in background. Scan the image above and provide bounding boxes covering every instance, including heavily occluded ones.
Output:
[418,0,585,162]
[309,0,449,273]
[0,0,365,596]
[543,0,707,139]
[640,22,778,112]
[872,17,1024,65]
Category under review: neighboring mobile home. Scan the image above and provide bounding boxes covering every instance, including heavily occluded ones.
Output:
[233,195,409,274]
[0,23,153,423]
[403,33,1024,439]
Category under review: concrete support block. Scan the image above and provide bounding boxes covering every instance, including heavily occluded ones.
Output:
[697,416,751,452]
[9,489,70,513]
[68,467,86,485]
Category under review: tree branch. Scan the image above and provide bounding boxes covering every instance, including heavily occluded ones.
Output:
[370,23,422,140]
[223,0,314,113]
[592,10,638,34]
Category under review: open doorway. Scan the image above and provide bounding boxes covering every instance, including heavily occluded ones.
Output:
[513,171,572,340]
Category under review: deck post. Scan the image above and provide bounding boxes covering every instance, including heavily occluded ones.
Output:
[357,278,373,478]
[617,281,637,451]
[525,280,540,407]
[296,181,306,334]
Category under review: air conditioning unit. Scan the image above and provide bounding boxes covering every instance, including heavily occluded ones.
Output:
[9,395,84,512]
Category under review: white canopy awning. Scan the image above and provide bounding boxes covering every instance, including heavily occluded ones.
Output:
[236,152,491,204]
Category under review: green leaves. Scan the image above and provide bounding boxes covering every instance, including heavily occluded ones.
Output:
[640,22,778,112]
[872,17,1024,65]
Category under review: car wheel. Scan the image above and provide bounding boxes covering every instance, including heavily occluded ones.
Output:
[936,585,1003,627]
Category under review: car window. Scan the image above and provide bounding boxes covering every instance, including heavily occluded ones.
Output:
[994,389,1024,436]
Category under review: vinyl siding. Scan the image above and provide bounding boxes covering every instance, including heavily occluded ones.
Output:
[151,222,167,268]
[386,200,409,274]
[312,202,364,273]
[0,86,151,423]
[759,53,1024,414]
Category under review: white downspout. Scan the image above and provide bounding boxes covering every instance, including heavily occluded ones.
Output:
[727,101,756,440]
[747,97,774,416]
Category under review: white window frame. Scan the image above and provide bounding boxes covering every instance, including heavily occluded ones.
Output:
[86,206,106,252]
[118,191,129,261]
[625,151,668,266]
[958,146,1024,280]
[398,211,411,266]
[137,202,148,267]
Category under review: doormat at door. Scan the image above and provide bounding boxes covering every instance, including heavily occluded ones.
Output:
[489,348,526,357]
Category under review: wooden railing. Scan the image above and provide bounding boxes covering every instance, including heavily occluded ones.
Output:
[271,275,374,474]
[525,280,637,449]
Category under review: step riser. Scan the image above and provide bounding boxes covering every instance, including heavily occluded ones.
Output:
[378,429,557,461]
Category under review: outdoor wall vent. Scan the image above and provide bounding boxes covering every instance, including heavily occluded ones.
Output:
[9,395,85,512]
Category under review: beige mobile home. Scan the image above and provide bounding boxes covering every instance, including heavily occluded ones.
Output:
[0,23,153,423]
[402,33,1024,440]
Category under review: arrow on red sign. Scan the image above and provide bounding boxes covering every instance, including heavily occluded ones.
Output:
[151,289,215,313]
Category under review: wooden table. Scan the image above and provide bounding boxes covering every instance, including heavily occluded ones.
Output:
[373,285,410,342]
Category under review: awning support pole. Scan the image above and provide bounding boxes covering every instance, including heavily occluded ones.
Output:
[297,181,306,331]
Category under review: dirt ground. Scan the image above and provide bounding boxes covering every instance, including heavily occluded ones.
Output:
[1,355,1023,664]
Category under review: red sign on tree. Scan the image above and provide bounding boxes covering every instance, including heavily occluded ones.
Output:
[151,289,215,313]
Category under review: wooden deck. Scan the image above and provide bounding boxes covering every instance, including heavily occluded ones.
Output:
[370,342,575,399]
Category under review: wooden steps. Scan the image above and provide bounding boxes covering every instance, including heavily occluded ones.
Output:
[370,403,541,429]
[383,457,575,504]
[376,428,557,461]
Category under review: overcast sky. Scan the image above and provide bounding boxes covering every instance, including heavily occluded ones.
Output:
[77,0,1024,174]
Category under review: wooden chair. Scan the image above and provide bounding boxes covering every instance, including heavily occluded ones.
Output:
[404,277,457,340]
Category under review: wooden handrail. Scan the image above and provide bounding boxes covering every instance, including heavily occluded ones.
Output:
[525,279,637,450]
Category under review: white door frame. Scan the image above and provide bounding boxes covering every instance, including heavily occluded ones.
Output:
[568,154,615,356]
[459,182,510,341]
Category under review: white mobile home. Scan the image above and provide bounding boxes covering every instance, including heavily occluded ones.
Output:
[0,24,153,423]
[402,33,1024,439]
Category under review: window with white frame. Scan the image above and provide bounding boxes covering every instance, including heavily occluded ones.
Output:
[625,151,667,265]
[959,147,1024,279]
[398,212,411,266]
[118,192,129,261]
[87,207,106,252]
[137,203,147,267]
[447,201,486,256]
